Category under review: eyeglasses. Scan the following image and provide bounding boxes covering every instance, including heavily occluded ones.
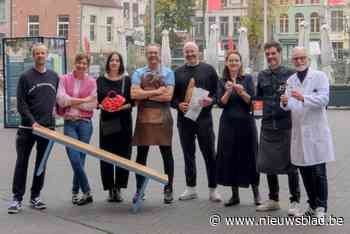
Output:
[292,56,307,61]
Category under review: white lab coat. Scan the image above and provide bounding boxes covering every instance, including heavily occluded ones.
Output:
[281,68,335,166]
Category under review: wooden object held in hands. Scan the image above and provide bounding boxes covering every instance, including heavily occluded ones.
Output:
[184,78,195,103]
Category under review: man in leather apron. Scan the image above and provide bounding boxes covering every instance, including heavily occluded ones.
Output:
[131,44,175,204]
[255,41,301,216]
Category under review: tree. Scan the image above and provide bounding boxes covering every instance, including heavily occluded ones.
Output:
[241,0,288,70]
[144,0,195,49]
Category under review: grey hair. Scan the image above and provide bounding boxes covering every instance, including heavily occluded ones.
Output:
[292,46,309,57]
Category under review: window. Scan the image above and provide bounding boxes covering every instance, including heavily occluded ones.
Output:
[282,44,296,63]
[280,14,289,33]
[331,11,344,32]
[0,0,5,22]
[132,3,139,27]
[194,17,204,37]
[208,16,216,35]
[332,42,343,60]
[310,12,320,33]
[28,15,40,36]
[295,13,304,33]
[123,2,130,19]
[89,15,96,41]
[221,0,228,8]
[57,15,69,39]
[106,17,113,42]
[295,0,304,4]
[311,0,320,3]
[233,16,240,34]
[220,16,229,37]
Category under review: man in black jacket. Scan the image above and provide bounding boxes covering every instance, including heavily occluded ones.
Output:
[172,41,221,202]
[8,44,59,214]
[255,41,301,216]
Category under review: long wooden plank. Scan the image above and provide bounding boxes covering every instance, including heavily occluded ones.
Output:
[33,126,168,184]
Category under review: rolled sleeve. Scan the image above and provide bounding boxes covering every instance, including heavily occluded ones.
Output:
[131,69,142,85]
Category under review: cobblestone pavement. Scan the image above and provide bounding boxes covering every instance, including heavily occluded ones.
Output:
[0,109,348,234]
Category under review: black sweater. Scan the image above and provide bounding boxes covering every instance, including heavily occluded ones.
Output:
[172,62,218,121]
[16,68,59,127]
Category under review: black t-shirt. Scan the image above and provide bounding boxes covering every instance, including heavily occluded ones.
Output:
[17,68,59,127]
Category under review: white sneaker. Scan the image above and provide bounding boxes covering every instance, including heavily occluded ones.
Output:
[288,201,301,216]
[209,188,222,202]
[314,207,326,219]
[256,199,280,211]
[302,206,315,217]
[179,187,198,201]
[8,200,22,214]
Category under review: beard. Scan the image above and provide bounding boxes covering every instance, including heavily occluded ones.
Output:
[295,64,308,72]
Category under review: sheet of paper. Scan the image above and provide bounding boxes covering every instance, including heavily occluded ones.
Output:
[184,87,209,121]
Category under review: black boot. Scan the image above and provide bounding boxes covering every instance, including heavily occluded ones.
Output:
[107,189,115,202]
[163,184,173,204]
[252,185,261,206]
[224,186,240,207]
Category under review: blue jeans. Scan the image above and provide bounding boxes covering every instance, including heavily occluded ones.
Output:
[64,120,93,194]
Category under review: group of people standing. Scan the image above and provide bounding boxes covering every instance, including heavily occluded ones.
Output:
[8,40,335,222]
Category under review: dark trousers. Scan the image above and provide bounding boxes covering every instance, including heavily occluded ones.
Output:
[177,117,217,188]
[299,163,328,211]
[100,137,132,190]
[135,145,174,192]
[12,128,50,201]
[267,170,300,202]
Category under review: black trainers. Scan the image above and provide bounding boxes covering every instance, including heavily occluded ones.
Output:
[164,189,174,204]
[30,197,46,210]
[132,192,145,204]
[8,200,22,214]
[72,194,79,205]
[77,194,93,206]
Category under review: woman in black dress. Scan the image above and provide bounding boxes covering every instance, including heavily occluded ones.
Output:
[97,52,133,202]
[216,51,261,206]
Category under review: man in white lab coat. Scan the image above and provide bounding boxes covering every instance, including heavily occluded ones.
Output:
[281,47,335,219]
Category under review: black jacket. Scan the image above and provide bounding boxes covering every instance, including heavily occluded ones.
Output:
[256,66,295,130]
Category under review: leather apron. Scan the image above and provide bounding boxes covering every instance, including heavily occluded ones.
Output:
[132,71,173,146]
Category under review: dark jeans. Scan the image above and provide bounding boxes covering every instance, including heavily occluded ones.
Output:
[299,163,328,211]
[12,128,50,201]
[64,120,92,194]
[267,170,300,202]
[135,145,174,192]
[177,117,217,188]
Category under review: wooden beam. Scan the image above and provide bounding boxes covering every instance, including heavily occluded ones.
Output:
[33,126,168,185]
